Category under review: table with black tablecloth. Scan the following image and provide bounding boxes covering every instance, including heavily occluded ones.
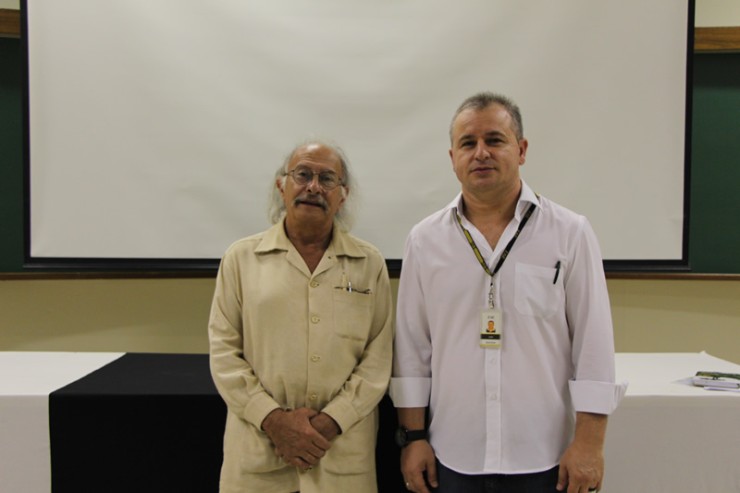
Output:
[46,352,402,493]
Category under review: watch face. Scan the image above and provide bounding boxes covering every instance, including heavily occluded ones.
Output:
[395,427,407,447]
[396,426,427,447]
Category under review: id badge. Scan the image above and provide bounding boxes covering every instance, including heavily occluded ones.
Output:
[480,308,503,349]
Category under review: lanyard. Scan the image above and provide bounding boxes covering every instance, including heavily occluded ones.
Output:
[455,202,537,307]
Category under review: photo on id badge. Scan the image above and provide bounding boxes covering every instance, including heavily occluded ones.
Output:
[480,308,502,348]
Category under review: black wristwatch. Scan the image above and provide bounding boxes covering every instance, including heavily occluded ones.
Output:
[395,426,427,448]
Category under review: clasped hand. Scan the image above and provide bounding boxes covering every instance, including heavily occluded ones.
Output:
[262,408,339,469]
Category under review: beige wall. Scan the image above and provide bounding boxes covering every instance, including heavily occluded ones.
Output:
[1,277,738,364]
[695,0,740,27]
[608,279,740,361]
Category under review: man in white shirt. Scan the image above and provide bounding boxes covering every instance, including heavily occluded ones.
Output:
[390,93,626,493]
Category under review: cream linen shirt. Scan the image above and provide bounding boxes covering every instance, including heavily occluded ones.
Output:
[209,221,393,493]
[390,181,626,475]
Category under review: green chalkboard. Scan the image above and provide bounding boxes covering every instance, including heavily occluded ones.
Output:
[2,37,739,274]
[689,53,740,273]
[0,38,24,273]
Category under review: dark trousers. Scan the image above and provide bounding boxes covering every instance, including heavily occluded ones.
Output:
[432,462,560,493]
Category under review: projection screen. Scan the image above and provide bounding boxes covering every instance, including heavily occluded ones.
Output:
[25,0,692,269]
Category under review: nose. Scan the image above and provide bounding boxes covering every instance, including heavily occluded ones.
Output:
[305,172,322,193]
[474,141,490,160]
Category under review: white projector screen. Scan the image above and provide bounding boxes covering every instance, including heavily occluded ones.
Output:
[25,0,691,268]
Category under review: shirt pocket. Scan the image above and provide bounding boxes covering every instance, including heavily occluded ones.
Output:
[332,289,373,343]
[514,262,563,318]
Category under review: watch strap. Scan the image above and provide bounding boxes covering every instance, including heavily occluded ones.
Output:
[396,426,428,447]
[404,428,427,442]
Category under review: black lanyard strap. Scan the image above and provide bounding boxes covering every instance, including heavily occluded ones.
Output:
[455,202,537,278]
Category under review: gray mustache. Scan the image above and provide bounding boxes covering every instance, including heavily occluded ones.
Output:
[294,195,328,211]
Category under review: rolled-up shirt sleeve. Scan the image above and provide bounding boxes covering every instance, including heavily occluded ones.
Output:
[390,229,433,408]
[569,379,628,414]
[389,377,432,408]
[565,217,627,414]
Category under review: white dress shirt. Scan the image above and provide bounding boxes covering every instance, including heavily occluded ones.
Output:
[390,181,626,475]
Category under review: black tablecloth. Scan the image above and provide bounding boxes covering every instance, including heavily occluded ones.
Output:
[49,353,403,492]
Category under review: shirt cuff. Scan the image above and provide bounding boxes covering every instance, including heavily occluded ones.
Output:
[322,397,361,434]
[242,392,282,429]
[569,379,628,415]
[389,377,432,408]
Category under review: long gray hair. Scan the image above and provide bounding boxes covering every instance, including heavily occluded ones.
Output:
[268,140,357,231]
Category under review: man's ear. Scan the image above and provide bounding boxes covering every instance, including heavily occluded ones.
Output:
[518,138,529,165]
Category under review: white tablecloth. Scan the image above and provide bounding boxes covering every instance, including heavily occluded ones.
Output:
[0,352,124,493]
[604,352,740,492]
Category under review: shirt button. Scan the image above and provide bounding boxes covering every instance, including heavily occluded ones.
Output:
[310,355,321,362]
[310,281,319,288]
[309,393,318,401]
[311,316,320,324]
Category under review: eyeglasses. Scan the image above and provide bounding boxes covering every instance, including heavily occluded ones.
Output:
[285,165,344,190]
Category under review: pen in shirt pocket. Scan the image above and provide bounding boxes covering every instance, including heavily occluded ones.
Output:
[335,272,372,294]
[553,260,561,284]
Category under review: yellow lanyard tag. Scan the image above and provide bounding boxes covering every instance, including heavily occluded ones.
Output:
[480,307,503,348]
